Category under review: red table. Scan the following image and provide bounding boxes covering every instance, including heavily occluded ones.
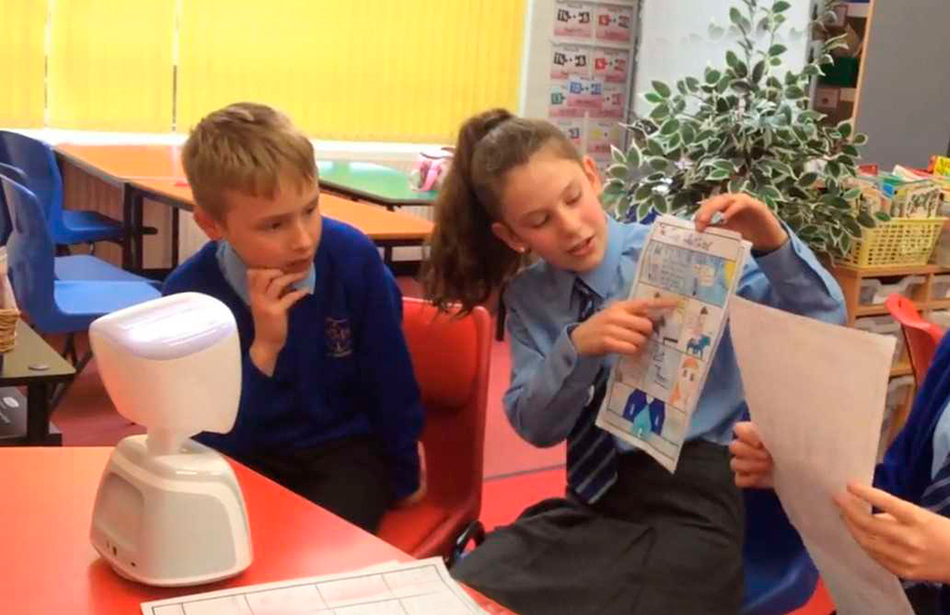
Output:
[0,447,509,614]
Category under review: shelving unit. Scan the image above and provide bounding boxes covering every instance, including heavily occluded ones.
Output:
[827,261,950,445]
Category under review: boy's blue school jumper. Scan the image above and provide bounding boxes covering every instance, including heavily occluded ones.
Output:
[162,218,424,500]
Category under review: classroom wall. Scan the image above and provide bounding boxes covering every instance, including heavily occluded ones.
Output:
[854,0,950,169]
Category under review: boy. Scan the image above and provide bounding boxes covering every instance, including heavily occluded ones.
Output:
[163,102,425,533]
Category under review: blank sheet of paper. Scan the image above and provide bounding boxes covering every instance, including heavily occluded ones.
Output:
[729,297,912,615]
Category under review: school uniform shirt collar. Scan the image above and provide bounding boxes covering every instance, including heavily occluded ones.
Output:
[215,240,316,306]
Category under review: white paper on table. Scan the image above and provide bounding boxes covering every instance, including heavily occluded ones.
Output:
[729,296,913,615]
[597,215,748,472]
[140,557,487,615]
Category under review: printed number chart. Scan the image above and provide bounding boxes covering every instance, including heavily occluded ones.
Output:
[596,215,748,471]
[141,558,487,615]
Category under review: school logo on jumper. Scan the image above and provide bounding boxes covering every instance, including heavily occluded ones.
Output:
[325,318,353,358]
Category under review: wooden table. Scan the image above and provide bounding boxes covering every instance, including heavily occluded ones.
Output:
[0,321,75,445]
[129,179,433,267]
[0,446,510,615]
[54,144,434,272]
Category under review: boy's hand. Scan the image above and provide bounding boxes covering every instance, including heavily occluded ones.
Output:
[395,443,427,508]
[730,421,774,488]
[835,482,950,584]
[695,193,788,253]
[571,297,678,357]
[247,268,308,376]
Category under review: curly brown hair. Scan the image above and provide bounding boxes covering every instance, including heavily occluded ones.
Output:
[422,108,583,314]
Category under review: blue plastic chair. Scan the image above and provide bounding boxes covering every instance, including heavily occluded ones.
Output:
[0,131,125,250]
[1,175,161,405]
[0,163,158,289]
[742,487,820,615]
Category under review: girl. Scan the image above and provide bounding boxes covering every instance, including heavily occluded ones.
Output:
[424,108,846,615]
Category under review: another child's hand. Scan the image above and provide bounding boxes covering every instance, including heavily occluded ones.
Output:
[571,297,678,357]
[695,193,788,253]
[395,443,428,508]
[247,268,309,376]
[835,482,950,584]
[730,421,774,488]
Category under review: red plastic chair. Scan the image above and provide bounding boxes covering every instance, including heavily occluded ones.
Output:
[376,297,491,561]
[885,294,945,386]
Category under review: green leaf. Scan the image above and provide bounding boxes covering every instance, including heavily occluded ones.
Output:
[705,68,722,85]
[769,44,788,57]
[827,160,842,177]
[842,215,863,238]
[844,187,862,201]
[611,145,626,165]
[707,169,731,181]
[726,50,740,68]
[761,185,783,201]
[708,24,726,41]
[717,75,732,93]
[751,60,766,84]
[652,80,672,98]
[853,133,869,146]
[644,92,664,104]
[649,157,669,170]
[636,200,653,222]
[681,123,696,145]
[842,144,859,156]
[646,139,665,157]
[650,104,670,122]
[770,57,782,67]
[660,118,680,136]
[857,210,876,228]
[785,85,805,99]
[634,184,655,201]
[626,145,641,168]
[651,193,670,214]
[875,211,892,223]
[672,191,695,212]
[608,164,628,179]
[837,120,853,138]
[685,76,700,92]
[729,7,744,27]
[773,1,792,13]
[798,172,819,187]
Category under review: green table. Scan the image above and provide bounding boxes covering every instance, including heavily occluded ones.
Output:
[317,161,438,209]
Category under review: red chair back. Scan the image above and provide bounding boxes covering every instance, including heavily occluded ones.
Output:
[885,294,945,386]
[377,297,491,558]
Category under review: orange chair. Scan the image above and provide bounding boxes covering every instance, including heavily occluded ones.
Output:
[886,294,945,386]
[376,297,492,561]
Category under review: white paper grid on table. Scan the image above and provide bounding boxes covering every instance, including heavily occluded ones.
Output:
[141,558,487,615]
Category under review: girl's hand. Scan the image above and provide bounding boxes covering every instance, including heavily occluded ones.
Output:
[571,297,678,357]
[836,482,950,584]
[695,193,788,253]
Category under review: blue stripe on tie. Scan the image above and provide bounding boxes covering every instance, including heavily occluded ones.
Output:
[568,430,612,482]
[569,433,616,486]
[574,445,619,502]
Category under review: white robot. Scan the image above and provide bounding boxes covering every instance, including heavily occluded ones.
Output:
[88,292,253,586]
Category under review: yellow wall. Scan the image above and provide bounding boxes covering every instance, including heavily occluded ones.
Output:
[0,0,47,127]
[47,0,176,131]
[177,0,526,142]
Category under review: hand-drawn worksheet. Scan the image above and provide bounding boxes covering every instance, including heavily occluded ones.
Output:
[140,558,487,615]
[596,215,748,472]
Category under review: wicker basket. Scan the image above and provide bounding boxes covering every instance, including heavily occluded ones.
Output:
[0,308,18,353]
[837,217,947,269]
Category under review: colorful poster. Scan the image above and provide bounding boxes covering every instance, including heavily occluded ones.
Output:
[590,83,625,119]
[549,83,585,118]
[554,1,595,38]
[595,4,634,43]
[565,75,605,110]
[597,216,749,472]
[550,44,592,80]
[592,47,629,84]
[554,118,586,151]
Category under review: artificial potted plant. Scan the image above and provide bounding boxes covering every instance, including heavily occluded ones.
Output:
[602,0,881,259]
